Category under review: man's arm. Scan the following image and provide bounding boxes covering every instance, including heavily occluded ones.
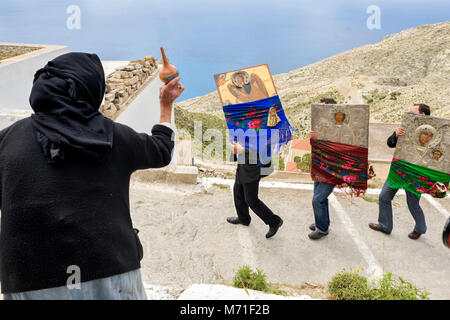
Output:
[387,127,404,148]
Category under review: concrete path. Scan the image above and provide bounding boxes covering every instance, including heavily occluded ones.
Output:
[1,178,448,299]
[130,178,450,299]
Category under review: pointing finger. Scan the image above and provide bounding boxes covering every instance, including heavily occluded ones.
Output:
[166,76,180,88]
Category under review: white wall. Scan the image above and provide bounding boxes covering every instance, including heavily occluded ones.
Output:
[0,44,68,110]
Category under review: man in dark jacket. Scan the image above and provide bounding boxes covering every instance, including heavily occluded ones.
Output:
[226,141,283,239]
[0,52,184,299]
[369,104,431,240]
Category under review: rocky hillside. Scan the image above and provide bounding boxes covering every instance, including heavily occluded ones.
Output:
[176,22,449,139]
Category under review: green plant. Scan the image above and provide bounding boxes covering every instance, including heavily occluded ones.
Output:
[278,155,285,171]
[372,272,430,300]
[390,91,401,100]
[233,265,286,296]
[328,271,370,300]
[328,271,430,300]
[295,153,312,173]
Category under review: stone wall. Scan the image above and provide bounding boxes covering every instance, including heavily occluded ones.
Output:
[100,55,158,119]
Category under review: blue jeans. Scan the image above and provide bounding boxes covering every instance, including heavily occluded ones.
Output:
[378,181,427,234]
[3,268,147,300]
[312,182,335,233]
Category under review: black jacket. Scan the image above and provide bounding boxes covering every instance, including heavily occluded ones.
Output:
[232,148,273,184]
[387,131,398,148]
[0,118,174,293]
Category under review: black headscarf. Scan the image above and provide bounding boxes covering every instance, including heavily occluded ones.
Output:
[30,52,113,163]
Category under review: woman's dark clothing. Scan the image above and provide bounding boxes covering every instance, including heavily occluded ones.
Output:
[30,52,113,163]
[0,118,174,294]
[232,148,278,226]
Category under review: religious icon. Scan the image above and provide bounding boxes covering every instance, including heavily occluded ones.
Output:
[392,112,449,174]
[432,148,443,161]
[329,108,355,146]
[415,125,436,147]
[267,106,281,127]
[214,64,277,106]
[227,71,269,103]
[311,104,369,148]
[334,111,346,125]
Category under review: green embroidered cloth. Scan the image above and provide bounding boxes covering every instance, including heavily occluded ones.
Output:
[387,158,449,198]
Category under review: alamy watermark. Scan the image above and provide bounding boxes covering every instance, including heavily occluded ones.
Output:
[66,5,81,30]
[66,265,81,290]
[366,5,381,30]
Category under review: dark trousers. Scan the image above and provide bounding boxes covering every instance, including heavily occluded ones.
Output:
[233,180,279,226]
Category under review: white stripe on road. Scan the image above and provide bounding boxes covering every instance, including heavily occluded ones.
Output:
[329,194,383,278]
[423,195,449,219]
[201,177,378,194]
[225,179,258,269]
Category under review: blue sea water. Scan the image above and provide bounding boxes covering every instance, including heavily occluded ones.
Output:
[0,0,449,100]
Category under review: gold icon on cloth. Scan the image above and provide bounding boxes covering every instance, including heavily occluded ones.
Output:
[267,107,281,127]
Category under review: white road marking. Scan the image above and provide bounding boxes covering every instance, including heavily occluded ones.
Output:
[223,179,258,268]
[423,195,450,219]
[328,194,383,278]
[201,177,380,194]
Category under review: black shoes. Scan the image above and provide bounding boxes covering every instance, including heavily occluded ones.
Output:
[309,223,316,231]
[266,217,283,239]
[226,217,250,226]
[308,230,328,240]
[227,216,283,239]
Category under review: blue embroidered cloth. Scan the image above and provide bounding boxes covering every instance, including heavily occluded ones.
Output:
[223,95,294,165]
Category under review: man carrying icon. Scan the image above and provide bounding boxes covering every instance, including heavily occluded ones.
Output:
[369,104,431,240]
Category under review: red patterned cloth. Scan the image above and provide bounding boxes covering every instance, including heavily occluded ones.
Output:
[310,139,368,196]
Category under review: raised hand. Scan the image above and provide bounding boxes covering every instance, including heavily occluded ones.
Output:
[159,77,184,123]
[159,76,184,107]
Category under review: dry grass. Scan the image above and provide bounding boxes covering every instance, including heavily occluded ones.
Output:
[0,45,42,61]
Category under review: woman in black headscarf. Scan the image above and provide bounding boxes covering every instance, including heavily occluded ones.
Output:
[0,52,184,300]
[29,52,114,163]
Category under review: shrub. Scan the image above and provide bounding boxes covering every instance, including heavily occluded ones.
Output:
[295,153,312,173]
[233,265,286,295]
[278,155,285,171]
[328,271,430,300]
[328,271,370,300]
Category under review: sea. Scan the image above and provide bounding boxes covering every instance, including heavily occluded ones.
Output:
[0,0,449,100]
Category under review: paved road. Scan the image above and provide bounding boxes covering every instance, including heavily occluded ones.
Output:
[131,178,450,299]
[1,178,448,299]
